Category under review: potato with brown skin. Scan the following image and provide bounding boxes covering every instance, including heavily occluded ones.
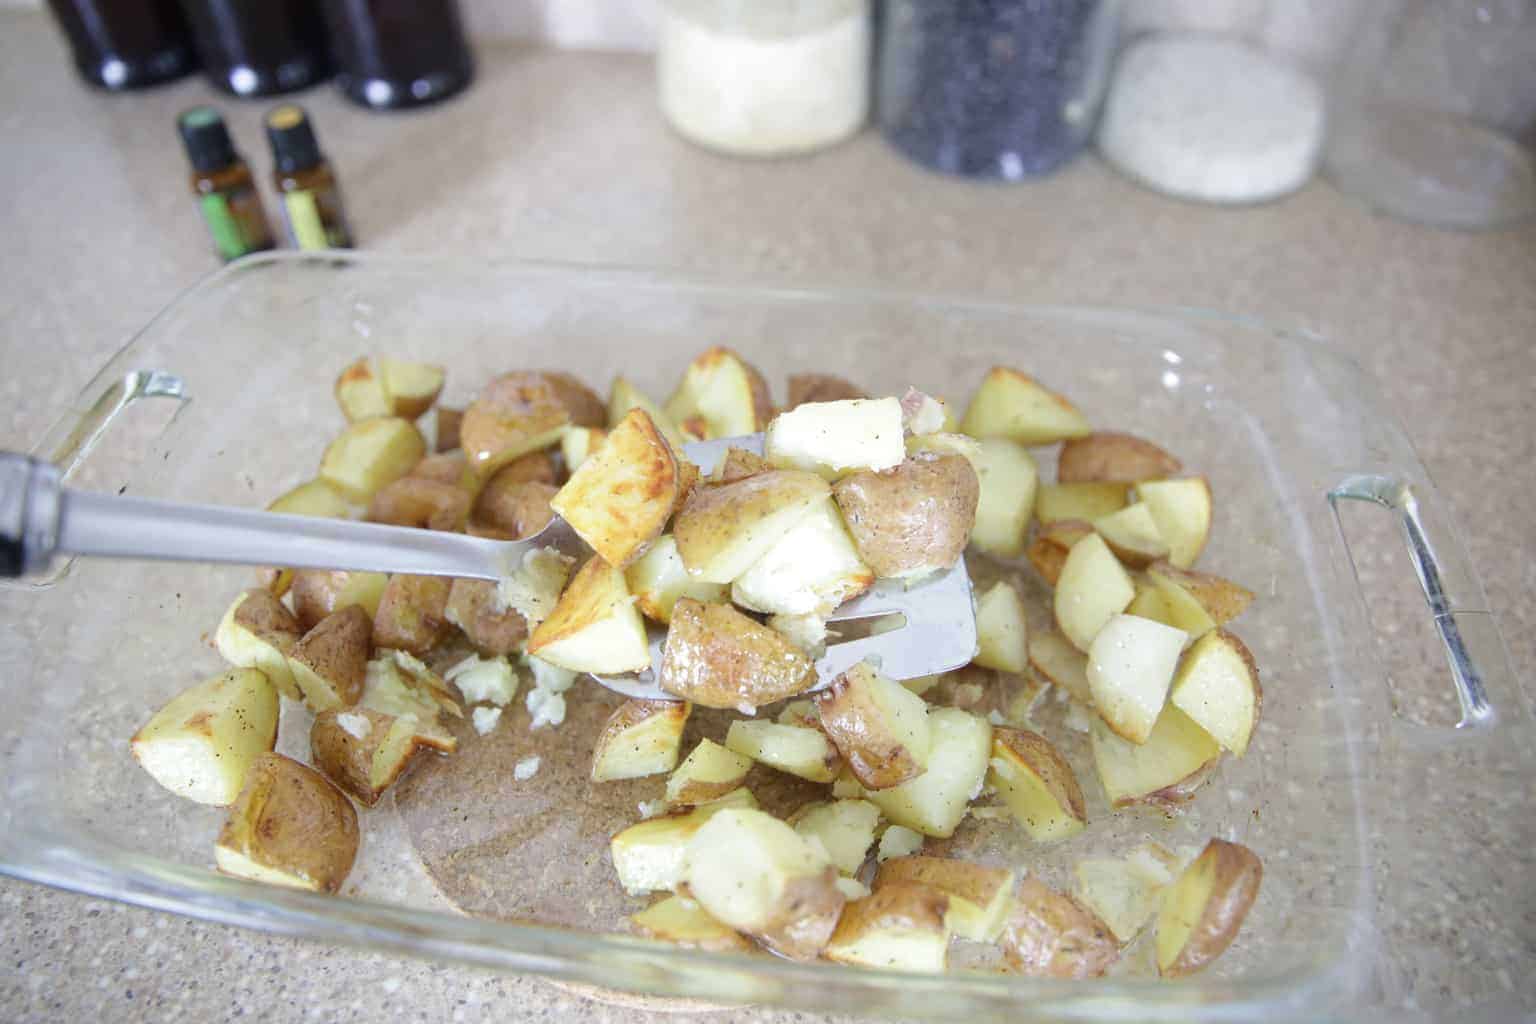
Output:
[1146,560,1255,625]
[832,454,978,580]
[1058,431,1182,484]
[542,370,607,428]
[1000,878,1119,979]
[787,373,865,409]
[445,578,528,656]
[469,478,557,540]
[824,881,951,970]
[288,605,370,711]
[673,469,831,584]
[310,707,420,806]
[215,588,303,700]
[666,347,775,439]
[373,574,452,654]
[289,569,389,631]
[988,727,1088,842]
[526,555,652,673]
[434,406,464,453]
[714,446,771,484]
[873,856,1015,942]
[551,408,680,568]
[459,372,580,474]
[815,661,931,790]
[366,476,471,532]
[1157,839,1262,977]
[214,753,359,894]
[659,599,816,709]
[406,450,476,491]
[590,699,692,782]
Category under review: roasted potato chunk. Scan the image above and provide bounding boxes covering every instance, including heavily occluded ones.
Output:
[987,727,1087,842]
[379,357,446,420]
[1156,839,1262,977]
[318,416,426,503]
[435,406,464,452]
[527,555,652,673]
[608,375,688,453]
[591,699,692,782]
[366,476,470,532]
[973,581,1028,674]
[131,669,279,805]
[874,855,1015,942]
[445,577,528,656]
[289,568,389,631]
[289,605,371,711]
[215,589,302,700]
[714,446,772,484]
[1090,705,1220,809]
[832,454,978,579]
[625,535,729,625]
[659,599,816,709]
[630,895,751,953]
[551,408,680,568]
[815,661,931,790]
[665,346,774,439]
[765,397,906,477]
[673,469,830,584]
[864,708,991,838]
[787,373,865,408]
[1025,519,1094,587]
[459,371,580,474]
[334,357,390,422]
[372,574,452,655]
[1092,502,1170,568]
[310,706,421,806]
[1054,533,1135,652]
[1133,477,1212,569]
[731,499,873,617]
[791,799,881,876]
[406,450,476,491]
[1035,482,1129,525]
[1000,878,1119,979]
[469,478,556,541]
[215,753,359,894]
[960,367,1091,446]
[610,787,758,895]
[725,720,841,783]
[666,738,754,806]
[824,881,951,971]
[969,437,1039,558]
[1058,431,1181,484]
[1169,629,1262,757]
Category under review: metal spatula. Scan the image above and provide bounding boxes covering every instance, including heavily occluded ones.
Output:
[0,436,977,700]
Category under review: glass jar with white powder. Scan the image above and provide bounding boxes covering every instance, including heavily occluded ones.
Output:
[657,0,871,158]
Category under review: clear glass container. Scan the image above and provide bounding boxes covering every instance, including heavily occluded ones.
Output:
[1325,0,1536,230]
[0,253,1528,1020]
[657,0,871,158]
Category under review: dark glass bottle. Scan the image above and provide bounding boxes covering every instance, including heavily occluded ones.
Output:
[46,0,198,90]
[321,0,473,110]
[266,105,353,250]
[178,107,275,261]
[179,0,332,97]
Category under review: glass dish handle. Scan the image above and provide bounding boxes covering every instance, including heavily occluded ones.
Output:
[1329,473,1521,740]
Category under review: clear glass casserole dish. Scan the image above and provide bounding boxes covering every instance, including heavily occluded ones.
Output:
[1,252,1529,1020]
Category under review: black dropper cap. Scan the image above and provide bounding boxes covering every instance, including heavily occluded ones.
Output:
[265,104,324,174]
[177,106,237,174]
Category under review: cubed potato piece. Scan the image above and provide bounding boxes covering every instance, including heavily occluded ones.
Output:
[1134,477,1213,569]
[1074,842,1181,943]
[787,373,865,408]
[1024,519,1094,588]
[876,825,925,862]
[864,708,992,838]
[131,668,279,805]
[1086,613,1188,744]
[495,546,574,633]
[630,894,752,953]
[366,476,470,532]
[666,738,754,806]
[1156,838,1263,977]
[791,799,881,876]
[659,599,816,709]
[1058,431,1181,484]
[1054,533,1136,652]
[484,449,560,488]
[289,569,389,631]
[1148,560,1254,627]
[1169,629,1262,756]
[405,450,477,491]
[765,397,906,477]
[875,855,1015,942]
[1000,878,1118,979]
[379,357,446,420]
[713,445,772,484]
[969,437,1039,558]
[358,654,457,752]
[815,661,931,790]
[469,478,556,541]
[552,408,680,568]
[988,727,1087,842]
[559,425,606,473]
[832,454,978,580]
[665,347,774,439]
[268,477,352,518]
[1035,482,1129,525]
[682,807,845,960]
[1026,631,1093,705]
[372,574,452,656]
[310,707,421,806]
[1092,502,1170,568]
[318,416,426,504]
[609,376,688,453]
[214,753,359,894]
[445,578,528,657]
[905,430,981,466]
[591,699,692,782]
[288,605,371,712]
[973,581,1028,674]
[215,589,302,700]
[732,499,873,616]
[435,406,464,453]
[335,357,392,422]
[725,720,841,783]
[610,787,758,895]
[527,555,652,674]
[1090,705,1220,808]
[459,371,577,475]
[1141,566,1214,638]
[673,469,830,584]
[960,367,1091,445]
[824,881,950,971]
[626,535,729,625]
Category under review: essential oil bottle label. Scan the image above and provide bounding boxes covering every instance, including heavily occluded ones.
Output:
[199,193,248,260]
[283,189,332,250]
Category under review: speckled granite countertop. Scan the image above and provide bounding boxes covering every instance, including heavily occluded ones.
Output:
[1,10,1533,1023]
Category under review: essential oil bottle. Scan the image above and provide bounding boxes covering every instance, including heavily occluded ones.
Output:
[265,105,354,250]
[177,106,275,261]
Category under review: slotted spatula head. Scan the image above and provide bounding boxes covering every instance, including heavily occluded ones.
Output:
[589,435,978,701]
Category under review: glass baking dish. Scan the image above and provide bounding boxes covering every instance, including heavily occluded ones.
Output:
[1,252,1529,1020]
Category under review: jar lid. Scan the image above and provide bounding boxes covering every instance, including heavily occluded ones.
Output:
[265,104,324,174]
[177,106,237,174]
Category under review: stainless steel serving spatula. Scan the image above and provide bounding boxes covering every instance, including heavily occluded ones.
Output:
[0,435,977,700]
